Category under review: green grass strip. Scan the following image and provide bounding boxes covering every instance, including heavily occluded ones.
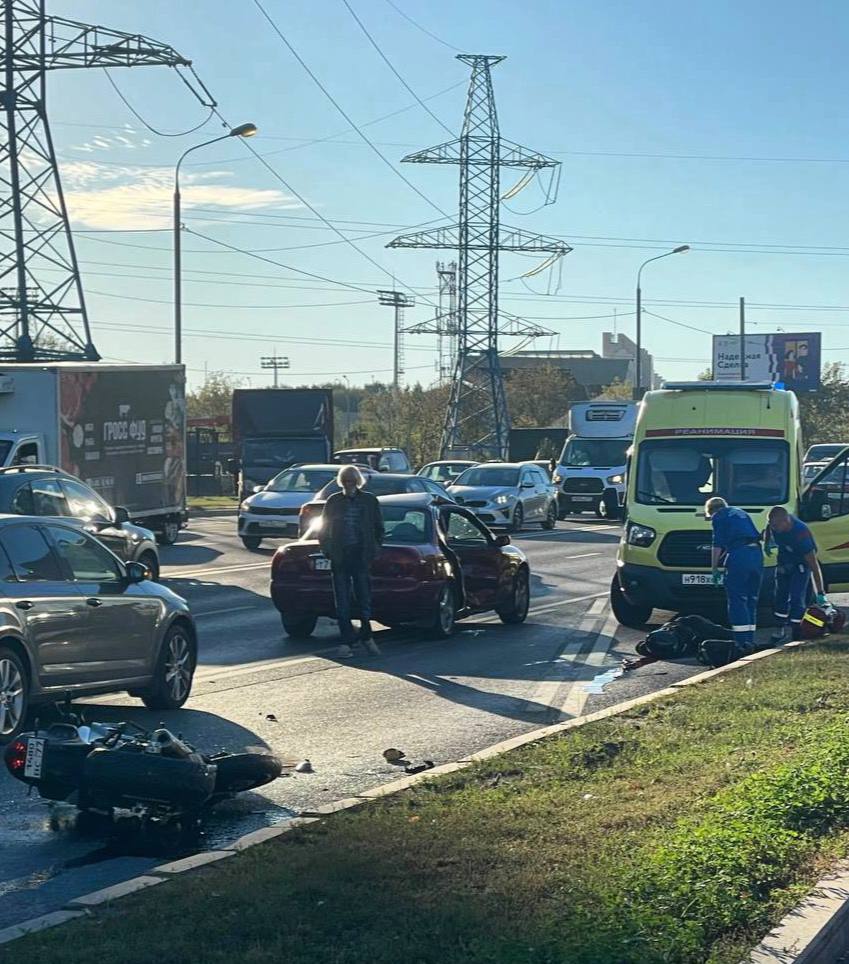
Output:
[18,641,849,964]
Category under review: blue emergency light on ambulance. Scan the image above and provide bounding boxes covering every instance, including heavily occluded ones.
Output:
[553,400,637,520]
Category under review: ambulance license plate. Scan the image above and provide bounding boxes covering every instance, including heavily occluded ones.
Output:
[24,738,45,779]
[313,557,331,571]
[681,573,722,586]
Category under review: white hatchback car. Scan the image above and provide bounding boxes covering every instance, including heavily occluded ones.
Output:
[238,464,339,550]
[447,462,557,531]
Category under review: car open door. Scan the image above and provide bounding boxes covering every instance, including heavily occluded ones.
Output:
[440,508,501,610]
[801,446,849,591]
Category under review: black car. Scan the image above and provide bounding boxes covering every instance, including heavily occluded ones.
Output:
[298,472,453,537]
[332,448,412,473]
[0,466,161,580]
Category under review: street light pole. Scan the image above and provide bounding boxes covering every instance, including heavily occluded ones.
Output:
[634,244,690,398]
[173,122,258,365]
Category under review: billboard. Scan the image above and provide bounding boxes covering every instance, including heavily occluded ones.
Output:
[712,332,821,392]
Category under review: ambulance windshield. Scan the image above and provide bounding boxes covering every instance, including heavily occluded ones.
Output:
[635,438,788,506]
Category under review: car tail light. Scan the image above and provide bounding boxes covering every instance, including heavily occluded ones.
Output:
[4,738,27,777]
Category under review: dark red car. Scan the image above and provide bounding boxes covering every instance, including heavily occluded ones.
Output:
[271,494,530,638]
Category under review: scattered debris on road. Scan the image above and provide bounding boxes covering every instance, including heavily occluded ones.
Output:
[382,748,406,764]
[295,759,313,774]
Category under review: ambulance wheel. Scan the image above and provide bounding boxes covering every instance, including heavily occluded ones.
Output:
[610,575,652,628]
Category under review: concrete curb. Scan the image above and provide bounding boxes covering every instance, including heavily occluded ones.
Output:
[2,639,833,954]
[187,506,236,518]
[749,861,849,963]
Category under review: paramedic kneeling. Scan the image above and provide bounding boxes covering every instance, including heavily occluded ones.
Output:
[705,497,764,655]
[765,506,826,643]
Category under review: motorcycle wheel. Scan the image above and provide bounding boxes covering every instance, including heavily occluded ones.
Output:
[211,752,283,795]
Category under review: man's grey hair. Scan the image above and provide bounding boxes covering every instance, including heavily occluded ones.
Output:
[337,464,365,489]
[704,496,727,517]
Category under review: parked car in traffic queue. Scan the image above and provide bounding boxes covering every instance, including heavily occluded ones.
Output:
[272,494,530,638]
[0,516,197,740]
[332,447,412,473]
[417,460,478,486]
[238,463,339,550]
[0,466,161,579]
[447,462,558,531]
[298,472,453,538]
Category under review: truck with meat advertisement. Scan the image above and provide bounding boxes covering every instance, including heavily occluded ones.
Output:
[0,363,187,544]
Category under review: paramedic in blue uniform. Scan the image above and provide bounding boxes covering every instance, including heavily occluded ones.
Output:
[765,505,827,642]
[705,496,764,655]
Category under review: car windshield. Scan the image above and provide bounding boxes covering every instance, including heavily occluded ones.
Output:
[316,476,408,499]
[560,438,629,467]
[334,451,378,468]
[243,438,327,468]
[422,463,472,482]
[635,438,789,505]
[382,507,429,544]
[454,467,519,488]
[807,444,847,462]
[266,468,336,493]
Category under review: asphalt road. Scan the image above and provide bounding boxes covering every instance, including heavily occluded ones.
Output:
[0,511,706,930]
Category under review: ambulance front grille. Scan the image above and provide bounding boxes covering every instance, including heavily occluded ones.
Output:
[657,530,713,568]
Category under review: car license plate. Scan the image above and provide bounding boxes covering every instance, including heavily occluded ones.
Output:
[259,520,284,527]
[313,557,331,571]
[572,495,594,503]
[681,573,721,586]
[24,738,45,779]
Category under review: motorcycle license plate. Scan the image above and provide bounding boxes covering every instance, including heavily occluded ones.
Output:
[313,557,331,571]
[24,738,45,779]
[681,573,722,586]
[572,495,594,503]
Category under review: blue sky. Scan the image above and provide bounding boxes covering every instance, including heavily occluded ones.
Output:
[42,0,849,388]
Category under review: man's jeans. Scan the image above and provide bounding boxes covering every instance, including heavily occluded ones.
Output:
[332,546,372,642]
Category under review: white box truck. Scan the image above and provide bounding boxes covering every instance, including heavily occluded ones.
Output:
[553,400,637,519]
[0,363,187,543]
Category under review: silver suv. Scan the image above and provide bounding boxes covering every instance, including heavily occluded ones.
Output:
[448,462,558,531]
[0,517,197,741]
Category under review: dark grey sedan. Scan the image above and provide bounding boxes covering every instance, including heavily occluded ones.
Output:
[0,517,197,740]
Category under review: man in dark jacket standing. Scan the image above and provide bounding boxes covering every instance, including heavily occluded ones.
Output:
[319,465,384,657]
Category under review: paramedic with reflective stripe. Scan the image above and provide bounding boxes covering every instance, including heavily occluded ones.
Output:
[705,497,763,654]
[765,506,826,642]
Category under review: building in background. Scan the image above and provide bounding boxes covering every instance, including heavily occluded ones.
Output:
[498,334,657,397]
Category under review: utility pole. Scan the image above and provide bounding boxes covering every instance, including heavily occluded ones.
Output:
[739,296,746,383]
[377,289,414,389]
[260,351,290,389]
[0,1,215,361]
[389,55,570,460]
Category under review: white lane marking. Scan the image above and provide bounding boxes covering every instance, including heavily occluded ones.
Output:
[560,610,620,717]
[524,605,606,713]
[589,596,607,614]
[193,652,333,684]
[194,605,259,619]
[518,524,619,539]
[162,561,269,580]
[558,552,602,560]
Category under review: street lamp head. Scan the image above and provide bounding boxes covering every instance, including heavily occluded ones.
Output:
[229,122,258,138]
[672,244,690,254]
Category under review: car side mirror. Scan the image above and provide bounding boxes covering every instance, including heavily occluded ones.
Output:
[799,489,831,523]
[495,534,511,547]
[126,560,147,583]
[226,458,241,474]
[520,481,534,488]
[113,506,129,525]
[252,484,264,494]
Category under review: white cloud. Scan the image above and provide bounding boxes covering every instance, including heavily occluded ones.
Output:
[58,161,298,230]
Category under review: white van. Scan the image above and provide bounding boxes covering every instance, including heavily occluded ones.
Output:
[553,401,637,519]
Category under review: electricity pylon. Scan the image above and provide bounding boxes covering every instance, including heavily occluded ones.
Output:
[0,1,215,361]
[388,55,570,459]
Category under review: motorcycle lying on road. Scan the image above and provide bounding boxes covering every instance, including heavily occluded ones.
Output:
[3,708,282,831]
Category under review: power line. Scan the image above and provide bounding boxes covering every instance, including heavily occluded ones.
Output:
[251,0,450,218]
[383,0,461,51]
[643,310,717,336]
[342,0,454,137]
[102,70,216,137]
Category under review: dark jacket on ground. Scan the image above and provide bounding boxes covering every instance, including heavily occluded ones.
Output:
[319,489,384,566]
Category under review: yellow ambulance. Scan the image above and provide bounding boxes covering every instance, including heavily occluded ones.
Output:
[611,381,849,627]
